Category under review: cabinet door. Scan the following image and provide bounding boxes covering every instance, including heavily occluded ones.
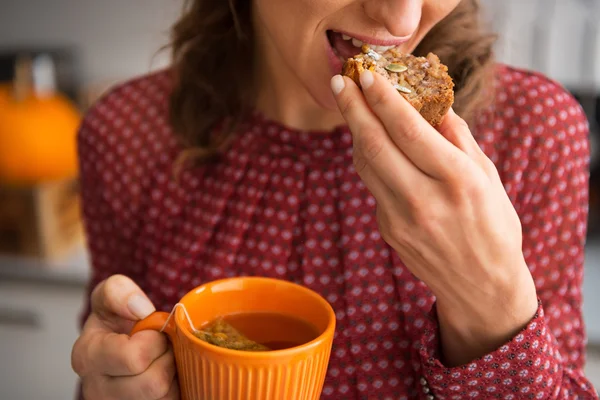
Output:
[0,281,86,400]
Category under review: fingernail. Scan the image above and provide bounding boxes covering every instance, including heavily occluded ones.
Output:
[360,70,374,89]
[128,294,155,319]
[331,75,345,95]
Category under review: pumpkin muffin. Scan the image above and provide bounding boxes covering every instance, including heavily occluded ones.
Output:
[342,46,454,126]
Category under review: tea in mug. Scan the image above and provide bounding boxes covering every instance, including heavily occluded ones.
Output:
[195,312,319,352]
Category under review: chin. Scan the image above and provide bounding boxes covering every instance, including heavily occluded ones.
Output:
[310,86,339,112]
[301,59,344,113]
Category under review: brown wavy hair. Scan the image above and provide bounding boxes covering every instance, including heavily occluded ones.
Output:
[169,0,496,160]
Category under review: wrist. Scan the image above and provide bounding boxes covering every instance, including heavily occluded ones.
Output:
[435,266,538,366]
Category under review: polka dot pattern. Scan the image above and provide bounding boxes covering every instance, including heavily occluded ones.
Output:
[77,66,598,399]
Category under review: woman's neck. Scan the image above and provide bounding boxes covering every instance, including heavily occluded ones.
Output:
[252,22,345,132]
[253,83,345,132]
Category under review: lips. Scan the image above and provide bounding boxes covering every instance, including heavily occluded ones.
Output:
[324,29,411,76]
[324,30,379,76]
[327,29,412,61]
[338,33,396,53]
[328,31,363,61]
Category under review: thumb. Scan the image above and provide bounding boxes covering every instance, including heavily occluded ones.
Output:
[90,274,155,332]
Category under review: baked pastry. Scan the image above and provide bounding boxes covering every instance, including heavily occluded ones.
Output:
[342,46,454,126]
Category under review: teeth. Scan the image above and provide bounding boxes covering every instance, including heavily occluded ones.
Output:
[371,45,395,52]
[334,31,397,52]
[351,38,364,48]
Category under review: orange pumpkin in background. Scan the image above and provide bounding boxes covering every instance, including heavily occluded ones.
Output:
[0,56,81,185]
[0,92,81,184]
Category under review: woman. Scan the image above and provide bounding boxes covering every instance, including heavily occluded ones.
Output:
[70,0,598,399]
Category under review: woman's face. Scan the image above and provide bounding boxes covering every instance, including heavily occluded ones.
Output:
[252,0,462,110]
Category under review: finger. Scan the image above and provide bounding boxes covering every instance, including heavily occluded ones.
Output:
[80,376,108,400]
[91,275,156,332]
[74,326,168,377]
[105,349,177,400]
[158,379,180,400]
[331,75,424,191]
[359,70,468,180]
[358,160,416,223]
[437,108,481,159]
[353,147,396,207]
[438,109,498,177]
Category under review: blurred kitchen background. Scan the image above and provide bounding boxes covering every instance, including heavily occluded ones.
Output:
[0,0,598,399]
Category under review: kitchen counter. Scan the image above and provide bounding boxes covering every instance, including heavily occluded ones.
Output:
[0,239,599,342]
[0,246,90,287]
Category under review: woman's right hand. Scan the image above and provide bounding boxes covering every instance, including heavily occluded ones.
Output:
[71,275,180,400]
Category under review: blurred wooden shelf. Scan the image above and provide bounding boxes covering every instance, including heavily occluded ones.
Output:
[0,179,84,261]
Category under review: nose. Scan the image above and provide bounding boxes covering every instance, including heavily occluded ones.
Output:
[363,0,422,38]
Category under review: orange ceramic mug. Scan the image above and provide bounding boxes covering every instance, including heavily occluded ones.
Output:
[131,277,336,400]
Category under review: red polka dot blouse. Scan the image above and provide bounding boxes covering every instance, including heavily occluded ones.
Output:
[77,65,598,399]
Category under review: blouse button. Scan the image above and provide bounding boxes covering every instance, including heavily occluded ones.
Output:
[420,376,434,398]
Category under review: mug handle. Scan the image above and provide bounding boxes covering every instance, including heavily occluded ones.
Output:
[130,311,176,340]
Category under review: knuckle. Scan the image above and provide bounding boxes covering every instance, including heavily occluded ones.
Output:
[368,88,390,110]
[482,157,499,177]
[402,194,435,232]
[454,173,487,200]
[95,274,135,314]
[123,344,154,376]
[455,116,470,131]
[100,280,114,308]
[71,337,88,376]
[103,274,129,295]
[446,151,464,173]
[91,279,116,315]
[413,210,436,236]
[376,209,391,239]
[407,203,428,228]
[142,368,172,399]
[394,120,423,144]
[81,381,96,400]
[386,223,411,250]
[376,208,403,246]
[386,223,404,243]
[165,349,176,371]
[166,380,180,400]
[352,150,368,174]
[339,95,358,117]
[445,153,471,182]
[89,281,106,311]
[357,131,385,163]
[81,378,108,400]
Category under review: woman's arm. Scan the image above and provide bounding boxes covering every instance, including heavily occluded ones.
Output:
[415,76,597,399]
[331,69,598,399]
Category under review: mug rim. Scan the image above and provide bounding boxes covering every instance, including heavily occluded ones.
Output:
[175,276,336,359]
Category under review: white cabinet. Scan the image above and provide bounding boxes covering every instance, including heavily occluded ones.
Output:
[584,241,600,344]
[482,0,600,90]
[0,281,86,400]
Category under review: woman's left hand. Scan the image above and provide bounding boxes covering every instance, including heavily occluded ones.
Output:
[331,71,538,366]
